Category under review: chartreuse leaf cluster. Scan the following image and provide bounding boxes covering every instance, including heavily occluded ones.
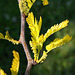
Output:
[0,0,72,74]
[0,31,19,45]
[19,0,49,15]
[0,51,20,75]
[19,0,36,15]
[26,12,43,61]
[26,12,72,63]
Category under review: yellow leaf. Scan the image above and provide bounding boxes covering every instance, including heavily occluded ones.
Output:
[5,31,19,45]
[26,12,43,61]
[27,12,72,63]
[46,34,72,52]
[38,17,42,33]
[26,12,42,39]
[44,20,69,42]
[19,0,36,15]
[32,0,36,3]
[0,68,7,75]
[0,31,19,45]
[0,33,4,39]
[37,51,47,63]
[42,0,49,6]
[26,12,38,38]
[29,39,38,61]
[38,34,44,44]
[10,50,20,75]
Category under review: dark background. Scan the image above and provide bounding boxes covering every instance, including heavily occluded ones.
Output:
[0,0,75,75]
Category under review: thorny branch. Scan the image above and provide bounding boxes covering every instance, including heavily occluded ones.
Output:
[17,0,37,75]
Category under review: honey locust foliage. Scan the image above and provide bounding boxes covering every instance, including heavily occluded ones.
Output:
[0,51,20,75]
[26,12,72,63]
[42,0,49,6]
[0,68,7,75]
[0,31,19,45]
[0,0,72,75]
[46,34,72,52]
[10,51,20,75]
[19,0,49,15]
[19,0,36,15]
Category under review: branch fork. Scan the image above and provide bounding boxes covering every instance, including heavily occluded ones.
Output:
[17,0,37,75]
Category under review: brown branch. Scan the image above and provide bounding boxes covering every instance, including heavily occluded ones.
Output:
[19,13,32,62]
[19,13,33,75]
[17,0,37,75]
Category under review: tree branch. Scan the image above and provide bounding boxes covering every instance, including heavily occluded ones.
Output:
[19,13,32,62]
[17,0,37,75]
[19,13,33,75]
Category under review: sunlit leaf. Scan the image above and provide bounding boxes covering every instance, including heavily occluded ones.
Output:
[19,0,36,15]
[29,40,38,61]
[42,0,49,6]
[26,12,72,63]
[5,31,19,45]
[46,34,72,52]
[0,68,7,75]
[26,12,42,39]
[44,20,69,42]
[0,31,19,45]
[26,12,43,61]
[10,50,20,75]
[37,51,47,63]
[0,33,4,39]
[38,17,42,33]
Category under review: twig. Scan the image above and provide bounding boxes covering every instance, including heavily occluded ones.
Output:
[17,0,37,75]
[19,13,33,75]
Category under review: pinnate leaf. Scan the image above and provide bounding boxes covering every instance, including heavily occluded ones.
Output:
[0,68,7,75]
[26,12,43,61]
[10,50,20,75]
[19,0,36,15]
[46,34,72,52]
[37,51,47,63]
[0,31,19,45]
[0,33,4,39]
[26,12,42,39]
[44,20,69,42]
[26,12,72,63]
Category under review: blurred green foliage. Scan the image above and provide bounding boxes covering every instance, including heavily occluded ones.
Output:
[0,0,75,75]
